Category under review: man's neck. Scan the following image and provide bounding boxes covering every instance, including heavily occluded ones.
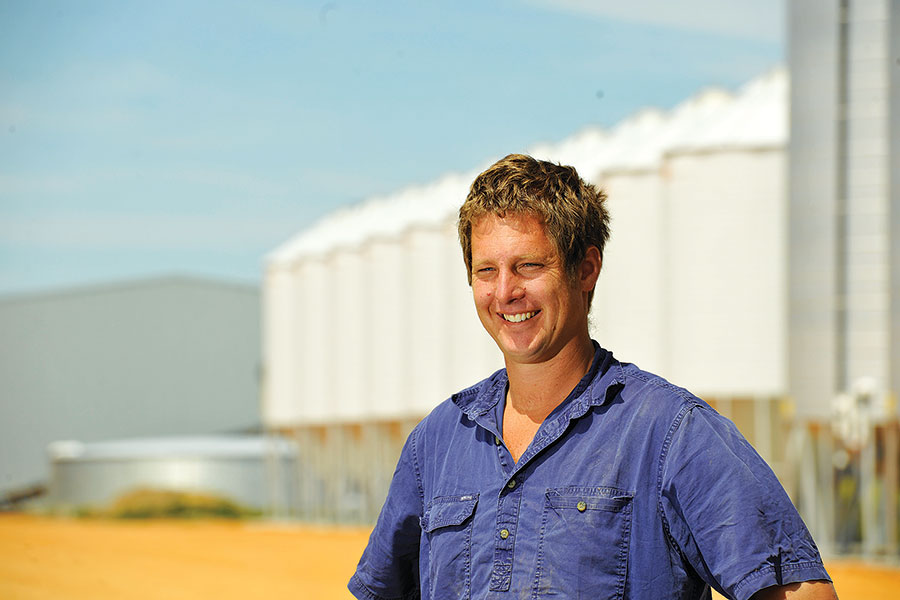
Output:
[504,335,595,423]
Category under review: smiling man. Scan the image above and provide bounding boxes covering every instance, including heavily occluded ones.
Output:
[349,154,837,600]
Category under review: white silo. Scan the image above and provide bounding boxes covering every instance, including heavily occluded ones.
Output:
[262,265,301,426]
[296,256,333,424]
[263,68,795,522]
[663,70,788,399]
[405,225,452,414]
[331,247,369,421]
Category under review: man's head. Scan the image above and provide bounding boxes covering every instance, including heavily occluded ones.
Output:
[458,153,610,307]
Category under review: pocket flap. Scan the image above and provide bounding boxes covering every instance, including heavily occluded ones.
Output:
[546,486,632,511]
[422,493,478,532]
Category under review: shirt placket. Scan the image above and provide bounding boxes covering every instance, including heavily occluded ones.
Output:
[476,405,589,594]
[489,465,522,591]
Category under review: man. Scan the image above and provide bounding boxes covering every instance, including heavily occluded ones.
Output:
[349,154,837,599]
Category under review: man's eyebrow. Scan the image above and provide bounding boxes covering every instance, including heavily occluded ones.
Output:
[473,252,556,264]
[520,251,556,262]
[470,260,494,272]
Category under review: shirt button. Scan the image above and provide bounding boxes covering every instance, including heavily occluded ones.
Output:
[494,436,501,446]
[499,529,510,539]
[507,479,516,489]
[577,501,587,512]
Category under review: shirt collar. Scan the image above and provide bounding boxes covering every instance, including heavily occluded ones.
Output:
[451,341,626,421]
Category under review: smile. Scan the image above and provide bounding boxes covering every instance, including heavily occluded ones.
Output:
[500,311,539,323]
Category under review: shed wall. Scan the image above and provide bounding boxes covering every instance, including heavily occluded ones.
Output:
[0,277,261,496]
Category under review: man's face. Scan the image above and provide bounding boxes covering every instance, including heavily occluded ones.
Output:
[470,212,595,366]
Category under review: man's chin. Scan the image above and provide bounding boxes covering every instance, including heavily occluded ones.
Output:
[498,340,548,365]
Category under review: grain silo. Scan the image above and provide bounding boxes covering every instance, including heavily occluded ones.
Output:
[262,0,900,558]
[533,70,790,469]
[263,69,793,523]
[786,0,900,555]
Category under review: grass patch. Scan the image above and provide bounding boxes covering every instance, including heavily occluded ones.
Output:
[88,488,261,519]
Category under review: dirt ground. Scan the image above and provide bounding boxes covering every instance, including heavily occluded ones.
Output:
[0,514,897,599]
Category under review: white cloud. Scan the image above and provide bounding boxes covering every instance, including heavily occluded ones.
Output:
[61,59,177,99]
[0,213,297,251]
[0,166,295,200]
[526,0,784,44]
[0,103,28,126]
[0,172,97,196]
[165,168,297,198]
[0,59,177,135]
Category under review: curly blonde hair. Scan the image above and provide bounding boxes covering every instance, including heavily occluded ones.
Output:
[458,154,610,291]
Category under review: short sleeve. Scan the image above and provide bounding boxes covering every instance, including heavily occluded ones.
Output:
[659,405,830,600]
[349,425,424,600]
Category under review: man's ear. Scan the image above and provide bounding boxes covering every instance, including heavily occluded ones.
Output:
[580,246,602,291]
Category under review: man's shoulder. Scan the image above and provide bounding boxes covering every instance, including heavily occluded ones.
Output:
[611,359,754,456]
[618,361,703,404]
[604,355,713,421]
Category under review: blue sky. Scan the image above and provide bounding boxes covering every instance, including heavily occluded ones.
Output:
[0,0,783,295]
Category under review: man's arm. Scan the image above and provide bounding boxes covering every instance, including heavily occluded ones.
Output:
[349,427,424,600]
[659,405,834,598]
[751,580,838,599]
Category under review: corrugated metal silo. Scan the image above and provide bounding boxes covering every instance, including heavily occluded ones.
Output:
[331,247,368,421]
[406,225,452,414]
[364,236,409,419]
[262,266,300,425]
[663,71,788,398]
[298,257,333,424]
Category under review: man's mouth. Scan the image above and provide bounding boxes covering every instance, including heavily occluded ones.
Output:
[500,310,539,323]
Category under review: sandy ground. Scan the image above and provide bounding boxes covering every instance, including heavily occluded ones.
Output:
[0,513,897,599]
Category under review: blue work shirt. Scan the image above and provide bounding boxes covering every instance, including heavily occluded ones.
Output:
[349,344,829,600]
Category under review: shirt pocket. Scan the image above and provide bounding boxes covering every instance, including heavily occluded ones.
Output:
[421,493,479,600]
[533,486,633,600]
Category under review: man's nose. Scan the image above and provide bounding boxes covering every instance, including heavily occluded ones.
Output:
[496,269,524,303]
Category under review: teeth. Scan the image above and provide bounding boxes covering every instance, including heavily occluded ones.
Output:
[501,311,537,323]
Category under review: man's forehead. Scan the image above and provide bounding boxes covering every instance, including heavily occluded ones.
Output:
[470,212,560,260]
[472,211,547,235]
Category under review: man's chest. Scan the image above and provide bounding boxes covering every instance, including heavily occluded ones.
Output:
[416,422,668,599]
